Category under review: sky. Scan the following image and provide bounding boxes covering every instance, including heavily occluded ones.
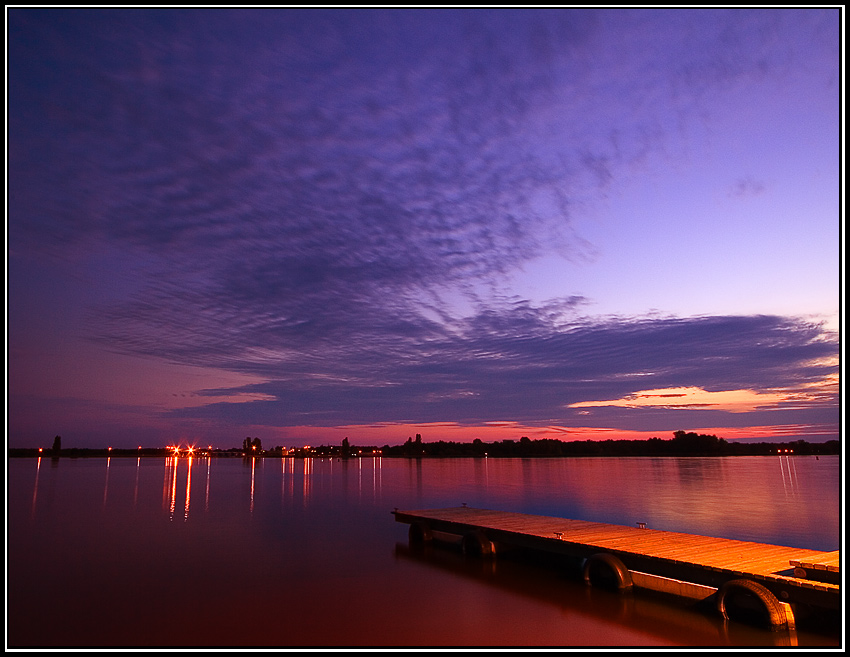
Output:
[6,7,842,450]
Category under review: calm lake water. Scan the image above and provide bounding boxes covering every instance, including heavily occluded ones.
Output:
[7,454,841,648]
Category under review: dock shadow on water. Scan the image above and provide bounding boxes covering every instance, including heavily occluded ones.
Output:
[7,455,840,648]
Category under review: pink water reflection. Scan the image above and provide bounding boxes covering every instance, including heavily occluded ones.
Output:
[8,455,840,647]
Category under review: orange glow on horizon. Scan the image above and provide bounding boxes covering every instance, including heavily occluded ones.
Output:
[263,419,834,447]
[570,386,783,413]
[567,378,837,414]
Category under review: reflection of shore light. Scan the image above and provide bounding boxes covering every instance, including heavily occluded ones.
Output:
[134,456,140,507]
[779,454,799,495]
[31,456,42,518]
[303,458,312,506]
[205,457,211,512]
[184,456,193,521]
[250,457,255,513]
[169,457,178,520]
[103,455,111,508]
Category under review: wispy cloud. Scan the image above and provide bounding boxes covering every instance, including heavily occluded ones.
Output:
[160,310,838,430]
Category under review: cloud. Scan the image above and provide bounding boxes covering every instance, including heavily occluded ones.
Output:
[728,176,767,199]
[567,385,826,413]
[10,8,815,272]
[159,310,838,430]
[11,10,591,265]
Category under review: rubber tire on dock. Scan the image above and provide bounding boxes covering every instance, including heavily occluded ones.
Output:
[408,522,433,544]
[461,530,495,557]
[716,578,793,631]
[582,553,633,591]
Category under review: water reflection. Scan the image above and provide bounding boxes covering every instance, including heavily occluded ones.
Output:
[409,457,424,496]
[103,457,111,509]
[242,456,393,509]
[303,457,312,505]
[671,456,727,485]
[395,540,801,648]
[30,456,41,518]
[170,457,178,518]
[59,454,834,552]
[779,455,799,496]
[373,456,381,503]
[272,456,389,508]
[154,455,213,520]
[205,457,211,512]
[9,455,839,648]
[250,456,256,514]
[184,456,193,521]
[282,457,295,505]
[134,457,140,508]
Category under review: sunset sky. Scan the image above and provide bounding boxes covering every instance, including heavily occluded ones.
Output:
[7,8,841,449]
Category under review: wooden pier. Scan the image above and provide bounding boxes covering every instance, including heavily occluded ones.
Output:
[392,506,840,630]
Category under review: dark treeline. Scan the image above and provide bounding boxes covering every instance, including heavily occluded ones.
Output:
[8,431,840,459]
[376,431,840,458]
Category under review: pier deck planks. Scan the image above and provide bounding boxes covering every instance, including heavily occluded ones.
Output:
[790,550,840,572]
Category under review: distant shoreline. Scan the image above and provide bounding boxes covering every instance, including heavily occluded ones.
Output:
[7,439,839,460]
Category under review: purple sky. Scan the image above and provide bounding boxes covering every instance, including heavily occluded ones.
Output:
[7,8,841,449]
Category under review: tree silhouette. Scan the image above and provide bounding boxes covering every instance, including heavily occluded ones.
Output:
[51,435,62,453]
[671,430,725,454]
[242,437,262,454]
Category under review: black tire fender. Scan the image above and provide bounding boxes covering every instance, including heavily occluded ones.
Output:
[461,530,495,557]
[582,552,633,591]
[716,578,791,630]
[408,521,433,544]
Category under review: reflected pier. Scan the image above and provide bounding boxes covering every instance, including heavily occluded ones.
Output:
[393,506,840,632]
